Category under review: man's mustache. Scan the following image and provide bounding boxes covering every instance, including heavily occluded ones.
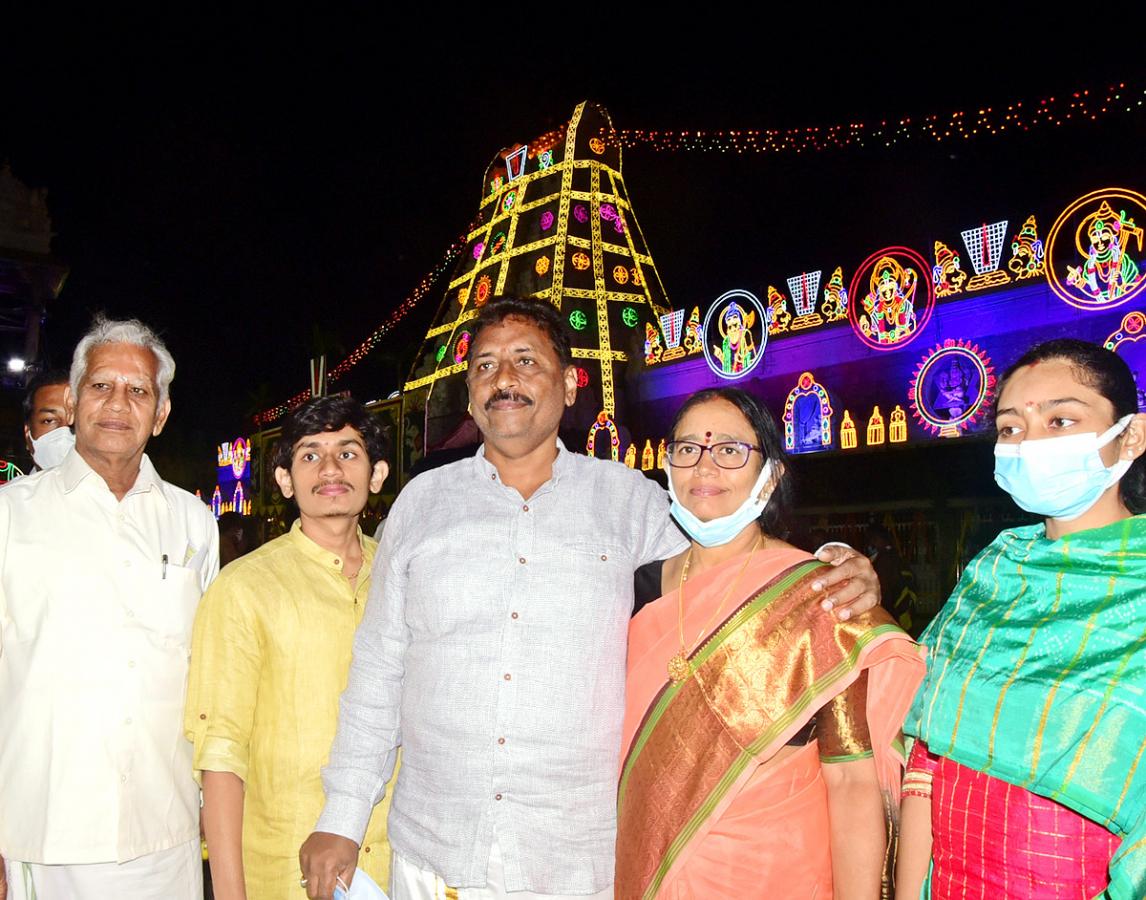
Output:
[486,390,533,410]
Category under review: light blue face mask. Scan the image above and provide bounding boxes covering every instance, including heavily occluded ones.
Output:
[667,459,774,547]
[993,414,1134,521]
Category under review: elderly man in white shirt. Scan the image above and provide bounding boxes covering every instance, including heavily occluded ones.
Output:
[0,316,218,900]
[301,298,881,900]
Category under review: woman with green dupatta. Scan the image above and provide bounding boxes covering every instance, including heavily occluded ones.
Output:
[616,388,924,899]
[898,339,1146,900]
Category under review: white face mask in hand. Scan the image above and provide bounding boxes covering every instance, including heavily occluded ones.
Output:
[31,427,75,471]
[334,868,390,900]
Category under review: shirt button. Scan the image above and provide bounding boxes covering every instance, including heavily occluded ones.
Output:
[199,713,207,720]
[121,774,128,783]
[600,554,608,561]
[504,673,512,681]
[498,737,506,745]
[334,559,341,566]
[518,557,526,564]
[495,793,502,801]
[522,504,529,512]
[364,846,371,854]
[490,474,497,481]
[124,717,133,725]
[511,612,519,620]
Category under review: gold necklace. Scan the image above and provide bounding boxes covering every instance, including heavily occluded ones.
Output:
[667,534,762,685]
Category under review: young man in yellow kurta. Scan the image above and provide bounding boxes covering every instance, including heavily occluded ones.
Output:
[185,396,397,899]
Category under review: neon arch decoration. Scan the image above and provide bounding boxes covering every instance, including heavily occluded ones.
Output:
[702,289,768,380]
[211,485,223,518]
[848,247,934,351]
[1104,311,1146,411]
[586,411,620,461]
[908,340,995,438]
[233,482,246,514]
[1046,187,1146,311]
[782,372,833,453]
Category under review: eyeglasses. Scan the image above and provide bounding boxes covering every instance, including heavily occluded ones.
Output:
[664,440,761,469]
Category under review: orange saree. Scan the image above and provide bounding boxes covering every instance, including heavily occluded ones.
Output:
[616,548,924,900]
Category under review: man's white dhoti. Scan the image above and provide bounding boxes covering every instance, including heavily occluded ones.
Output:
[4,837,202,900]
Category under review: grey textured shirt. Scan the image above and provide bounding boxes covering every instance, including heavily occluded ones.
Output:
[317,441,685,892]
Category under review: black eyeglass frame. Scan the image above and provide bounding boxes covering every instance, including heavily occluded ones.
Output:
[664,440,763,470]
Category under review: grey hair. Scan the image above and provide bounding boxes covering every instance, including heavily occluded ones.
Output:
[69,315,176,406]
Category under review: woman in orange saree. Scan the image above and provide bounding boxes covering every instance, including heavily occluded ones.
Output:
[616,388,924,900]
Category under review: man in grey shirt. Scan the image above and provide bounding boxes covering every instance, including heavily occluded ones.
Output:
[300,298,879,899]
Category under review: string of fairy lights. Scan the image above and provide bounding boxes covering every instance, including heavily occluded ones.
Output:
[253,82,1143,424]
[252,233,468,426]
[617,84,1142,154]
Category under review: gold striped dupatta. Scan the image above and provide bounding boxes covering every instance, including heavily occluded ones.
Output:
[616,553,923,900]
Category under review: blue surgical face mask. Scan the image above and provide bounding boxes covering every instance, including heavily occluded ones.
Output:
[334,868,389,900]
[993,414,1134,521]
[667,459,774,547]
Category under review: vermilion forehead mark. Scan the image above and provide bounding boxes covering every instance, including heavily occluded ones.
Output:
[705,431,712,444]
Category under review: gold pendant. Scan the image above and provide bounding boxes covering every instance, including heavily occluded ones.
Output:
[667,651,692,684]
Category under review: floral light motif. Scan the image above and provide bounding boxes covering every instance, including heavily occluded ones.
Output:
[575,367,590,388]
[574,205,589,223]
[475,275,492,306]
[600,203,617,221]
[613,265,629,285]
[571,251,590,271]
[502,191,517,214]
[589,136,606,155]
[540,210,555,231]
[621,307,639,327]
[454,332,471,364]
[569,310,589,331]
[538,149,554,170]
[472,242,485,261]
[535,256,551,276]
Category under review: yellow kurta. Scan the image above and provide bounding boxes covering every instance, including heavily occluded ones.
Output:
[185,521,396,899]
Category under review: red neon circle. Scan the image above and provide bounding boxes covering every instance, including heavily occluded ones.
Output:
[847,246,935,352]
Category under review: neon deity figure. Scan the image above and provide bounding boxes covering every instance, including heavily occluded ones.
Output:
[683,307,702,355]
[932,241,967,296]
[644,323,664,365]
[712,302,757,375]
[640,439,654,471]
[624,443,636,468]
[859,257,918,345]
[1007,214,1045,280]
[766,286,791,335]
[1066,201,1143,303]
[820,266,849,322]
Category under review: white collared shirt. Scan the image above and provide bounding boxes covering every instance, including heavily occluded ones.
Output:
[317,441,686,892]
[0,448,218,864]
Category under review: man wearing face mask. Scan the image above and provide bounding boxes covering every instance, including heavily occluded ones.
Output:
[21,370,74,474]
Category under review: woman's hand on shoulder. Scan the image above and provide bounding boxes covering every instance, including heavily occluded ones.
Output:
[812,544,881,620]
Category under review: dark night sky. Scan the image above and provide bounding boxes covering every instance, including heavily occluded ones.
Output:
[3,27,1143,491]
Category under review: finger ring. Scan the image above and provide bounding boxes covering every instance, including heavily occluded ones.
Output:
[299,877,309,887]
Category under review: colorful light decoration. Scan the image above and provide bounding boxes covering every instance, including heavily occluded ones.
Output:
[540,210,555,231]
[589,137,606,155]
[960,221,1012,292]
[600,203,618,221]
[454,331,471,364]
[475,274,492,306]
[766,286,792,335]
[504,145,528,182]
[573,205,589,223]
[621,307,639,328]
[932,241,967,297]
[571,251,590,270]
[1007,215,1045,280]
[787,271,824,330]
[502,190,517,214]
[613,265,629,285]
[575,367,590,388]
[867,407,886,445]
[535,256,551,276]
[908,340,996,438]
[614,84,1142,154]
[473,242,485,260]
[848,247,934,351]
[656,439,667,470]
[782,371,833,453]
[569,310,588,331]
[702,289,767,380]
[644,323,664,364]
[659,309,685,361]
[0,460,23,485]
[435,345,448,363]
[538,149,554,170]
[491,231,506,255]
[1046,187,1146,310]
[624,443,637,468]
[211,485,222,517]
[840,411,858,449]
[586,411,620,461]
[641,439,654,471]
[683,307,702,354]
[1103,311,1146,411]
[821,267,848,322]
[889,406,908,443]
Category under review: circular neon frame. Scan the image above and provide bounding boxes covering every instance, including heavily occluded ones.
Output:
[847,246,934,352]
[908,340,995,435]
[1046,187,1146,311]
[702,289,768,381]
